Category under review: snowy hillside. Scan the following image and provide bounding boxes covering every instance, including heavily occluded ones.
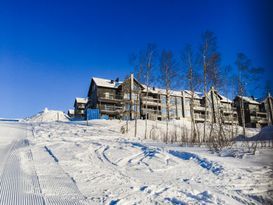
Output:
[32,121,273,204]
[0,118,272,204]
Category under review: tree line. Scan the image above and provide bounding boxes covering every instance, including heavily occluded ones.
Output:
[124,30,271,151]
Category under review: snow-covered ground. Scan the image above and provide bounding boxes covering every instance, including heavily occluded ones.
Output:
[0,111,272,204]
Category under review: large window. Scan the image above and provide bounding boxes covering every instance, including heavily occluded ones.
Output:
[161,95,166,106]
[124,93,130,100]
[185,98,190,107]
[104,92,109,99]
[161,107,167,116]
[170,97,176,105]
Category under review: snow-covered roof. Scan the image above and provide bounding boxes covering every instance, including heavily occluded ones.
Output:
[219,94,232,103]
[237,96,260,105]
[75,97,88,104]
[68,109,75,114]
[96,79,203,98]
[92,77,123,88]
[183,90,202,99]
[92,77,203,98]
[142,85,165,94]
[206,88,232,103]
[142,85,184,96]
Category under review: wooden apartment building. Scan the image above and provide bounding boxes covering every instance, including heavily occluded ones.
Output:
[86,74,207,122]
[234,96,268,128]
[74,97,88,119]
[261,93,273,125]
[205,87,238,125]
[80,74,272,128]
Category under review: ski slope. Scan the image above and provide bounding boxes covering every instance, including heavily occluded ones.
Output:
[0,120,272,204]
[0,122,87,205]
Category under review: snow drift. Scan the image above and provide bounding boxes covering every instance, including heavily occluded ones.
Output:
[24,108,70,122]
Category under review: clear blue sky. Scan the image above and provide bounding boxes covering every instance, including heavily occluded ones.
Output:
[0,0,272,118]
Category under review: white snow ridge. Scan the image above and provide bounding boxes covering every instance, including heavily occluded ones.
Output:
[23,108,69,122]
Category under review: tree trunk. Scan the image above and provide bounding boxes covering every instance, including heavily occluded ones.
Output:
[240,98,246,136]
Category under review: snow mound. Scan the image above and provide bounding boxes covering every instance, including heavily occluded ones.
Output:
[24,109,70,122]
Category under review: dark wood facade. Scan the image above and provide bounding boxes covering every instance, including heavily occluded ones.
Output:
[261,93,273,125]
[74,98,87,119]
[234,96,268,128]
[84,75,271,128]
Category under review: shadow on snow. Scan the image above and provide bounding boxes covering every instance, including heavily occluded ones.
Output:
[168,150,223,175]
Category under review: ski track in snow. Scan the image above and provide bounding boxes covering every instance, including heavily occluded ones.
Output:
[0,123,88,205]
[0,139,44,205]
[1,121,273,204]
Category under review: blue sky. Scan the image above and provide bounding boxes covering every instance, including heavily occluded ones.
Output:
[0,0,272,118]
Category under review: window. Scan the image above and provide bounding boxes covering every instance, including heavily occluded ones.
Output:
[177,108,182,117]
[185,98,190,106]
[125,103,130,111]
[177,97,182,105]
[124,93,130,100]
[161,107,167,116]
[161,95,166,105]
[170,97,176,105]
[104,92,109,99]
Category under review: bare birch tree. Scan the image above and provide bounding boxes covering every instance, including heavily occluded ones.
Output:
[159,50,177,142]
[131,43,157,139]
[200,31,221,143]
[235,53,264,136]
[235,53,251,136]
[182,44,201,144]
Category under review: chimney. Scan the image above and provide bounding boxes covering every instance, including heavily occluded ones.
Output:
[115,77,119,82]
[153,86,155,91]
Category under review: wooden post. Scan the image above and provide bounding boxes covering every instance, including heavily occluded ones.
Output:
[210,87,216,123]
[182,91,185,118]
[130,73,134,120]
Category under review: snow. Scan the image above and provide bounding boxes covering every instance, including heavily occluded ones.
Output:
[93,77,122,88]
[68,109,75,114]
[93,77,203,99]
[183,90,202,99]
[238,96,260,105]
[219,94,232,103]
[23,108,70,122]
[0,116,272,204]
[75,97,88,104]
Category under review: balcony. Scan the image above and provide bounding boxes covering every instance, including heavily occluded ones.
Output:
[141,96,159,101]
[142,100,161,107]
[76,110,85,114]
[257,118,268,124]
[194,114,205,121]
[141,108,161,115]
[77,104,85,109]
[223,119,238,124]
[222,107,237,114]
[256,111,267,117]
[99,105,123,114]
[98,94,123,103]
[249,109,259,115]
[193,106,205,111]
